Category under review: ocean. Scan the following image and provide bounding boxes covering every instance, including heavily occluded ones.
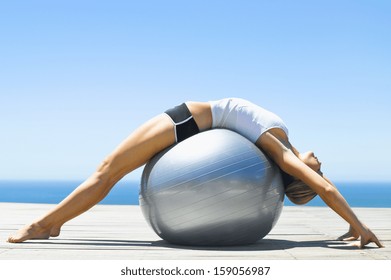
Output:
[0,180,390,208]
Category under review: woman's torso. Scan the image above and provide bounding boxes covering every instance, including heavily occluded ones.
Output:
[208,97,289,143]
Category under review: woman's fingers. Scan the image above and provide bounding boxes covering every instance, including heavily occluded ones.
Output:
[359,233,385,249]
[366,236,385,248]
[337,231,359,241]
[343,236,359,241]
[339,228,384,248]
[337,233,348,241]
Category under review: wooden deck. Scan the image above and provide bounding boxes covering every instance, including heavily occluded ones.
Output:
[0,202,390,260]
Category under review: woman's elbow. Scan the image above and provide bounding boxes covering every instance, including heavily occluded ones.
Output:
[317,184,337,200]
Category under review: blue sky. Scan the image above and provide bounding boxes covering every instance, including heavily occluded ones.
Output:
[1,0,390,182]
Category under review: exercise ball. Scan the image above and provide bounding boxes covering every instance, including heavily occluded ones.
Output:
[139,129,284,246]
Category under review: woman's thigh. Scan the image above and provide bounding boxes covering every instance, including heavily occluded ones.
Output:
[99,114,175,182]
[101,101,212,182]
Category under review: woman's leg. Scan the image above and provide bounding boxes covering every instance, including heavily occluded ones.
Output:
[7,114,176,243]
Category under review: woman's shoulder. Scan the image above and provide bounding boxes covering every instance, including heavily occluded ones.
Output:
[210,97,254,107]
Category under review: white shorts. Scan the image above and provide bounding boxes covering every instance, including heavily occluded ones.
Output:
[209,98,289,143]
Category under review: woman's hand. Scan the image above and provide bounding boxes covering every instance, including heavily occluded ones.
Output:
[358,225,384,249]
[339,225,384,248]
[337,225,359,241]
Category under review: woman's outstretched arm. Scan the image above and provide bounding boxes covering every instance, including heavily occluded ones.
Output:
[258,132,384,248]
[321,175,362,242]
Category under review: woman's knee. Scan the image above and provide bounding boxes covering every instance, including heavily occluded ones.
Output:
[95,156,122,184]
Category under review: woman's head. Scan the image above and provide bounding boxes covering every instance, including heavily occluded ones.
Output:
[299,151,322,172]
[284,150,323,205]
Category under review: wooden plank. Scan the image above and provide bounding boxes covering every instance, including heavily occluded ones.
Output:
[0,203,389,260]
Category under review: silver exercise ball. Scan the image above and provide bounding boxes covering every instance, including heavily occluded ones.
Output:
[139,129,284,246]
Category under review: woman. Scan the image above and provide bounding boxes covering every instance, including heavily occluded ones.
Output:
[7,98,383,248]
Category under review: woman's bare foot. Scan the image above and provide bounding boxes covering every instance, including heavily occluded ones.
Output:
[7,222,61,243]
[49,226,62,238]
